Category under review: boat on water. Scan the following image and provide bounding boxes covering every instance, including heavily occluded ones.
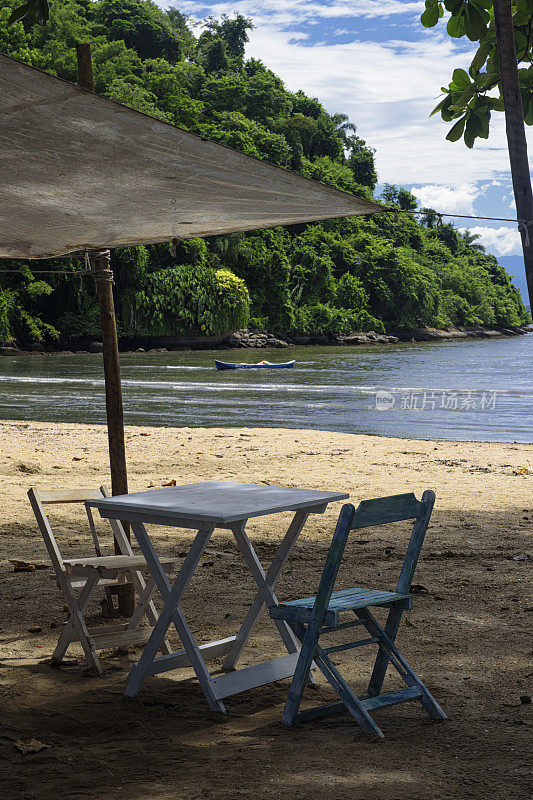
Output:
[215,359,295,370]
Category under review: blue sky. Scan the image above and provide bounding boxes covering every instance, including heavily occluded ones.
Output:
[161,0,530,300]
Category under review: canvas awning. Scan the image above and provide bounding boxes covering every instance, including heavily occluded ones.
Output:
[0,54,384,260]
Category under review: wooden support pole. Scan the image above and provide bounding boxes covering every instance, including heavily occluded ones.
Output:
[76,43,134,616]
[75,42,94,93]
[493,0,533,312]
[88,249,128,501]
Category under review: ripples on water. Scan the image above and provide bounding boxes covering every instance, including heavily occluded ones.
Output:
[0,335,531,442]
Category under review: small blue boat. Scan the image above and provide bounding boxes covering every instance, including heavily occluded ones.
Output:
[215,359,295,370]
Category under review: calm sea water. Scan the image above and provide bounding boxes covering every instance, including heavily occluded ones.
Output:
[0,335,531,442]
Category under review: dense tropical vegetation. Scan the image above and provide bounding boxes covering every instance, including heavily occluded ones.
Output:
[0,0,529,345]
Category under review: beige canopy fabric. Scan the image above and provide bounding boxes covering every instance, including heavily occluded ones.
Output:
[0,54,384,260]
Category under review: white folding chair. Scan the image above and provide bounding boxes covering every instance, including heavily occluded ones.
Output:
[28,486,177,675]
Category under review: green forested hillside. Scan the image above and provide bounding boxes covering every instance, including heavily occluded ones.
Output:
[0,0,529,345]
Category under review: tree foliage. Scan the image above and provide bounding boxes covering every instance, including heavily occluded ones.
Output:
[421,0,533,147]
[134,264,249,336]
[0,0,529,343]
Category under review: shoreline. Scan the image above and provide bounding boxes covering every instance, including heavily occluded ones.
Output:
[1,417,531,446]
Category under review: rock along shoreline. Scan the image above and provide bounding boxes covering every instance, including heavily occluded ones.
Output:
[222,324,531,349]
[0,323,530,356]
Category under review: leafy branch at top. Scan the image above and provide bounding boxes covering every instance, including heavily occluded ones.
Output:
[421,0,533,147]
[8,0,49,24]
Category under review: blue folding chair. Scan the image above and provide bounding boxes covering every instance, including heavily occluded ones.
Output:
[270,490,446,738]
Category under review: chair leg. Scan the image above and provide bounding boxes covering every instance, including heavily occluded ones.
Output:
[313,645,384,738]
[282,623,321,726]
[285,611,443,737]
[288,622,384,737]
[366,606,403,697]
[358,609,446,721]
[126,575,156,630]
[53,572,102,674]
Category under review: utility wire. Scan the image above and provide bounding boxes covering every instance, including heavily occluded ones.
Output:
[385,209,520,223]
[381,208,532,244]
[0,209,529,277]
[0,270,87,274]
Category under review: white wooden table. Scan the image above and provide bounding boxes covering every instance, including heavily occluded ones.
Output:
[87,481,348,712]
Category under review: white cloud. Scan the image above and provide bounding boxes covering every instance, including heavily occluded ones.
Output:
[465,225,522,256]
[412,184,481,214]
[176,1,426,24]
[162,1,529,186]
[243,25,509,184]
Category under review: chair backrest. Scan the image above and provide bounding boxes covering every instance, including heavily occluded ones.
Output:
[27,485,129,576]
[310,490,435,625]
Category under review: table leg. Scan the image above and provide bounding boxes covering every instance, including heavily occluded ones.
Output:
[125,521,225,712]
[228,519,306,665]
[223,511,309,669]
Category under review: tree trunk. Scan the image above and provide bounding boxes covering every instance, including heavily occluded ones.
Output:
[493,0,533,312]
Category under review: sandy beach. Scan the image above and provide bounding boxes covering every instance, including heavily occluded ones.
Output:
[1,419,531,800]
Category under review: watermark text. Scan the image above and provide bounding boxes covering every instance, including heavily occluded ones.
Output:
[374,389,498,412]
